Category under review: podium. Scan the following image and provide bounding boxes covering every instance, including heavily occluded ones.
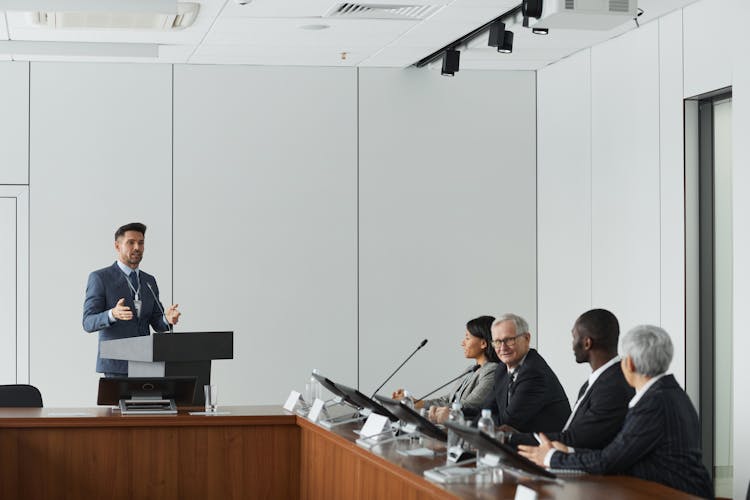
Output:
[100,331,233,405]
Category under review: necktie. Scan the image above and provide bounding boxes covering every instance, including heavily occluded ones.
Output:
[577,380,589,401]
[563,380,591,431]
[129,271,139,295]
[507,371,517,405]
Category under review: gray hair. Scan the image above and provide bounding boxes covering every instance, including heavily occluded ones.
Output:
[621,325,673,377]
[491,313,530,336]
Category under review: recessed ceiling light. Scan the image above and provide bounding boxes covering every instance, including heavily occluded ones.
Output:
[299,24,330,30]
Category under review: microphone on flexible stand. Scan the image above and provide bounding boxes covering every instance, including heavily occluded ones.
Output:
[417,364,479,401]
[370,339,428,399]
[146,282,173,334]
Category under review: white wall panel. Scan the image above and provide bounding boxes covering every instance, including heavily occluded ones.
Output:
[536,50,592,405]
[731,0,750,496]
[0,62,29,184]
[173,65,357,405]
[590,23,661,334]
[0,198,16,383]
[358,68,536,398]
[659,10,687,387]
[30,63,172,406]
[683,0,732,97]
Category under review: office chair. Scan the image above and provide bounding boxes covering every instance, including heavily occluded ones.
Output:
[0,384,43,407]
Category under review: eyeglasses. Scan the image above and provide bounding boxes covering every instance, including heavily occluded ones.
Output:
[491,333,526,348]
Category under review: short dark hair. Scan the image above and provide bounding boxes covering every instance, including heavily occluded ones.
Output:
[575,308,619,353]
[467,315,500,363]
[115,222,147,240]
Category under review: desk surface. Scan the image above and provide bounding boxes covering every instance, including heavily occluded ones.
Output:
[296,415,702,500]
[0,404,294,427]
[0,406,702,500]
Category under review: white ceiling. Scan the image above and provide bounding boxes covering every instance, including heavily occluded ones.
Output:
[0,0,699,69]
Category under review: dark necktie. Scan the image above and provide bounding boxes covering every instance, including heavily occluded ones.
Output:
[129,271,139,294]
[507,371,517,405]
[577,380,589,401]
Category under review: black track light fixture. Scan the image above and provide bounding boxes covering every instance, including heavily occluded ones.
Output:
[441,49,460,76]
[522,0,544,27]
[488,21,514,54]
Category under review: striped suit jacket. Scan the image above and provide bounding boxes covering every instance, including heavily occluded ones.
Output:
[551,374,713,498]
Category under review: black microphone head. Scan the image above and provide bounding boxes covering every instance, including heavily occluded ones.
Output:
[419,339,428,348]
[472,364,480,372]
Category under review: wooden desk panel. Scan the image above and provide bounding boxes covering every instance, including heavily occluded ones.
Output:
[0,406,299,500]
[299,417,454,500]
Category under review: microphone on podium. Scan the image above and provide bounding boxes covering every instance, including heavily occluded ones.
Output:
[146,282,173,334]
[370,339,428,398]
[417,365,479,401]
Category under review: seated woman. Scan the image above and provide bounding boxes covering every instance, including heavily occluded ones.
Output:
[392,315,499,423]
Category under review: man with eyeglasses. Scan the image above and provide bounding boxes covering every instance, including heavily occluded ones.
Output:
[468,313,570,432]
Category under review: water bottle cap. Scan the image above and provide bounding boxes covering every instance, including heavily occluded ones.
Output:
[403,390,412,397]
[481,409,492,418]
[312,368,320,374]
[451,402,461,410]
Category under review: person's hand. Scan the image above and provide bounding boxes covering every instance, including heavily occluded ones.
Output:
[392,389,405,400]
[430,406,451,424]
[166,304,181,325]
[112,298,133,321]
[518,433,569,466]
[497,424,518,433]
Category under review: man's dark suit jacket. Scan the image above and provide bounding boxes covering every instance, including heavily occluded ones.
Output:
[470,348,570,432]
[83,262,169,374]
[551,374,713,498]
[510,361,634,449]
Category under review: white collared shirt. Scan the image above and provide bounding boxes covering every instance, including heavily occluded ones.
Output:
[562,356,621,431]
[628,373,668,408]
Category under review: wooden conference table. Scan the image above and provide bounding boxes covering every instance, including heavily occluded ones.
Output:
[0,406,700,500]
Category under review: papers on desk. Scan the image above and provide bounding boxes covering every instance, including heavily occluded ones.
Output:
[397,447,436,458]
[47,412,96,417]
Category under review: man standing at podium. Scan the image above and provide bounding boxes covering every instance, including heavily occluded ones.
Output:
[83,222,181,377]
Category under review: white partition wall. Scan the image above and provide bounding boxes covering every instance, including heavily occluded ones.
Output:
[731,1,750,497]
[683,0,732,97]
[658,10,687,388]
[0,62,29,185]
[172,65,358,405]
[590,22,661,332]
[536,51,593,404]
[0,187,29,384]
[358,68,537,398]
[29,63,173,406]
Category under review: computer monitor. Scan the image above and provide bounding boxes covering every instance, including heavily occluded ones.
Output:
[443,421,556,479]
[374,395,448,442]
[97,376,197,413]
[333,383,399,422]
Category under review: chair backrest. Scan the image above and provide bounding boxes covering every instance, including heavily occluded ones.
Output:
[0,384,43,407]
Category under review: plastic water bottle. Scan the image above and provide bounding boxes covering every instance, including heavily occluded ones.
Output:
[306,368,323,403]
[476,409,495,466]
[402,390,416,410]
[446,402,465,450]
[477,409,495,438]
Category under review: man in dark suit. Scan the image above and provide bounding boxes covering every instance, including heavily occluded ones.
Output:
[519,325,713,499]
[508,309,634,449]
[469,313,570,432]
[82,222,181,376]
